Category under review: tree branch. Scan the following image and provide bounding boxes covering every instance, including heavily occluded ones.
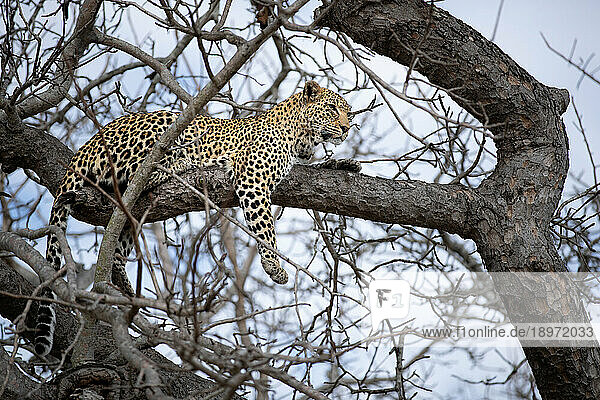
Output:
[0,122,473,233]
[16,0,103,118]
[93,1,310,285]
[0,252,243,399]
[316,1,600,398]
[0,344,50,400]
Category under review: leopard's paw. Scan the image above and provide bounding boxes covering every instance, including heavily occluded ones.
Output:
[262,259,288,285]
[269,268,289,285]
[317,158,361,172]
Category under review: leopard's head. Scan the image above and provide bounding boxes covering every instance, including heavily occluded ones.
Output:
[302,81,352,146]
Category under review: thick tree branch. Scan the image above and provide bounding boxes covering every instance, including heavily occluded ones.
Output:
[2,1,595,397]
[316,1,600,399]
[0,344,50,400]
[0,123,72,191]
[0,122,473,233]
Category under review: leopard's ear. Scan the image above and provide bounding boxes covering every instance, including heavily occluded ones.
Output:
[303,81,322,104]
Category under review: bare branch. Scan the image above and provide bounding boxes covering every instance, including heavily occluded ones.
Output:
[16,0,103,118]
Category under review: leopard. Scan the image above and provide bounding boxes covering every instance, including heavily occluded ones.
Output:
[33,80,358,356]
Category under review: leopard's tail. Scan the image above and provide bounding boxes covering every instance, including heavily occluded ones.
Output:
[34,200,71,356]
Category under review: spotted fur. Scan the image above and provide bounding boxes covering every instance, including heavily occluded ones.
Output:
[34,81,353,356]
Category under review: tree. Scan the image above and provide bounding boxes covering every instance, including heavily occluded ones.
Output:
[1,0,599,399]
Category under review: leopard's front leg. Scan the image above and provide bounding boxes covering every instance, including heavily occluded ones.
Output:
[233,150,288,285]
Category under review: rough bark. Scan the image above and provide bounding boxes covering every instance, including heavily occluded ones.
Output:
[0,325,52,400]
[0,123,473,233]
[316,0,599,398]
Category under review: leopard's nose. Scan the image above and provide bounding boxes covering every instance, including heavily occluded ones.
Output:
[341,125,349,135]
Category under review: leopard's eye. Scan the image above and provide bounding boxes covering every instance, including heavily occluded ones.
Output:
[326,103,338,113]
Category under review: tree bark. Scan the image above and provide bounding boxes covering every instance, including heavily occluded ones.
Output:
[0,123,473,232]
[316,0,600,398]
[0,259,242,400]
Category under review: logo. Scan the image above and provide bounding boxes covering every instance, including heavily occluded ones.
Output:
[368,279,411,329]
